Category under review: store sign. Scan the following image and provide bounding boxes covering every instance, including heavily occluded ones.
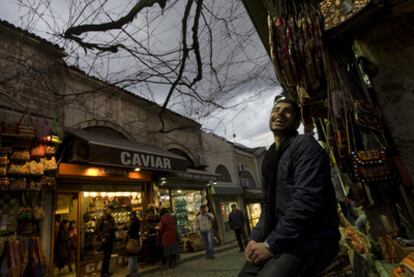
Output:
[173,171,220,181]
[101,167,129,177]
[120,151,172,169]
[89,145,187,171]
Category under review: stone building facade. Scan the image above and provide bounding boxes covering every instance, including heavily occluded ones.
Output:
[0,20,268,273]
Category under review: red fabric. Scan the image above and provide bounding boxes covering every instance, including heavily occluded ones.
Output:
[159,214,177,247]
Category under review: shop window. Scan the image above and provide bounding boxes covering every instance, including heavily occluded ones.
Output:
[171,189,205,235]
[54,191,143,275]
[168,148,195,169]
[215,164,232,182]
[246,203,262,230]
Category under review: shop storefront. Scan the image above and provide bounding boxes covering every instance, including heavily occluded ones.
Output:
[53,128,188,276]
[55,163,151,277]
[156,170,221,252]
[209,183,244,244]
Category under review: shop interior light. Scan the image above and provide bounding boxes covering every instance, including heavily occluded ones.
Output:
[101,192,107,197]
[91,192,97,197]
[132,192,138,198]
[177,190,182,194]
[83,192,90,197]
[134,167,141,172]
[213,182,217,185]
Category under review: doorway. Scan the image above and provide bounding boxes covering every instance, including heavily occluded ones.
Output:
[53,193,79,277]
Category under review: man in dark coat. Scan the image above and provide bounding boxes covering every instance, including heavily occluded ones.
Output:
[229,204,248,252]
[96,206,116,277]
[238,95,340,277]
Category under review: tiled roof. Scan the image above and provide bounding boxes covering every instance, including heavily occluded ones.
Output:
[0,20,64,53]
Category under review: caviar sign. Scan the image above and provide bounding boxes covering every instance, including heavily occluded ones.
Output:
[89,145,187,171]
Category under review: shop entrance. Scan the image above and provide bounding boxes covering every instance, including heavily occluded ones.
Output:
[53,189,144,277]
[53,193,79,277]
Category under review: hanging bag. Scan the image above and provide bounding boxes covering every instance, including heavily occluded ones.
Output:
[352,149,395,183]
[126,238,141,254]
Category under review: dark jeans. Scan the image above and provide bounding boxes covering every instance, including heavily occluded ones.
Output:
[101,241,113,276]
[237,247,338,277]
[234,228,248,251]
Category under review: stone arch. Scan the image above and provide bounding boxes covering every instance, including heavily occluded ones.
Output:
[163,143,197,169]
[70,119,134,141]
[215,164,232,182]
[240,167,258,189]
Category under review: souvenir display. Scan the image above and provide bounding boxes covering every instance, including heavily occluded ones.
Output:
[42,157,57,171]
[9,177,27,190]
[11,150,30,161]
[0,177,10,187]
[0,154,9,166]
[319,0,374,30]
[352,149,395,183]
[30,144,45,158]
[172,190,204,236]
[1,117,60,190]
[0,166,6,176]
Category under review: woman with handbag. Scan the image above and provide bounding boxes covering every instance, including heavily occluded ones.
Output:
[126,211,141,277]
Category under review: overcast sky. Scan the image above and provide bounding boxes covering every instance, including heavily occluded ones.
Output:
[0,0,283,148]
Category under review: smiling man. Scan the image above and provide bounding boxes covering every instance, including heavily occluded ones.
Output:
[237,95,340,277]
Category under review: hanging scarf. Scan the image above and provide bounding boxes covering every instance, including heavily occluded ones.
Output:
[261,132,297,237]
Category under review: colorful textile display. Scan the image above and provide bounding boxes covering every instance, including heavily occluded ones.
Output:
[0,237,48,277]
[268,1,325,99]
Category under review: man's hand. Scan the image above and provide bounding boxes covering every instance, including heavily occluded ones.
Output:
[245,241,272,264]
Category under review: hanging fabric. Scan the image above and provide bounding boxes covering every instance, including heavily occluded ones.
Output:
[267,0,326,100]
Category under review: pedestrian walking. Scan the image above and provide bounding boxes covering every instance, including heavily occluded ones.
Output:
[126,211,141,277]
[228,204,248,252]
[238,95,340,277]
[96,206,116,277]
[196,205,215,259]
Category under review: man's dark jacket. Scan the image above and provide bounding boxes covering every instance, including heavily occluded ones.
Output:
[250,135,340,255]
[229,209,245,230]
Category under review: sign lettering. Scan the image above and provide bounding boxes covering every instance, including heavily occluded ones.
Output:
[89,145,187,171]
[120,151,172,170]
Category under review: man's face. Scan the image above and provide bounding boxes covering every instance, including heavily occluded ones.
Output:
[231,206,236,212]
[269,101,298,134]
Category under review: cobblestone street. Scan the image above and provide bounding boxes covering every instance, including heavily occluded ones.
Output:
[143,248,245,277]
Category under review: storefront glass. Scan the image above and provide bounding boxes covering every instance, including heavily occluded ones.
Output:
[171,189,205,236]
[53,190,143,277]
[246,203,262,230]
